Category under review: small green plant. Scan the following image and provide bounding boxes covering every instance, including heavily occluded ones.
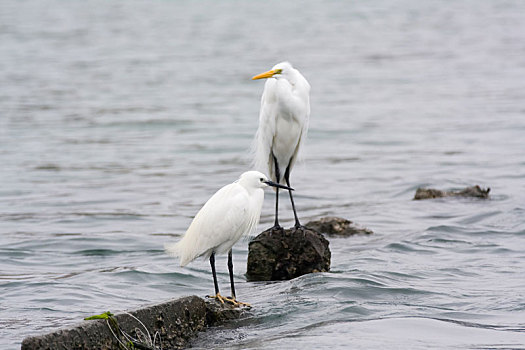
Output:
[84,311,161,350]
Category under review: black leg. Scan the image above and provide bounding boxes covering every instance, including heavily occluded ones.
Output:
[284,166,301,229]
[210,252,219,296]
[274,188,280,228]
[227,249,236,299]
[272,155,282,230]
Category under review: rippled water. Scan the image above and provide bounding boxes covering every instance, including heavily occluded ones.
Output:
[1,1,525,349]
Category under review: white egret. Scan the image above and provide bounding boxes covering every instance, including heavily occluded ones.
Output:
[252,61,311,230]
[165,171,293,306]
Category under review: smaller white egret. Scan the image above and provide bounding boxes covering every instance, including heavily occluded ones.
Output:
[165,171,293,306]
[252,61,310,230]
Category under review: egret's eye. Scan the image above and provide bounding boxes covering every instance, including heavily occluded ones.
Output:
[260,178,264,182]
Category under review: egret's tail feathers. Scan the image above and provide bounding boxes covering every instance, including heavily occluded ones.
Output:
[164,241,192,267]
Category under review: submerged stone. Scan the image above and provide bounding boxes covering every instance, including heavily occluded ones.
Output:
[414,185,490,200]
[305,216,373,236]
[246,227,331,282]
[21,296,244,350]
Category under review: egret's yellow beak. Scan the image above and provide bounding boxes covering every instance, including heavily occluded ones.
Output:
[252,69,282,80]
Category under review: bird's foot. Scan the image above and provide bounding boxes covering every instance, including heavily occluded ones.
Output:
[225,296,251,308]
[293,222,307,231]
[206,294,251,308]
[269,225,283,234]
[207,293,228,304]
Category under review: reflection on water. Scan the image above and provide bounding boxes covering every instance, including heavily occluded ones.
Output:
[1,0,525,348]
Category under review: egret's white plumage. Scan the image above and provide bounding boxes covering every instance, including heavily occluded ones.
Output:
[165,171,292,305]
[252,61,310,228]
[165,171,265,267]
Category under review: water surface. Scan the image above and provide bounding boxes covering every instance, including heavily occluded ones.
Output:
[1,1,525,349]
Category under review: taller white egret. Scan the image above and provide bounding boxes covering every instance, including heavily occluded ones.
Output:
[252,61,310,230]
[165,171,292,306]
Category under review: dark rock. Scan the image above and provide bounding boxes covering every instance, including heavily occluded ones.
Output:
[414,185,490,200]
[305,216,373,236]
[414,188,446,199]
[455,186,491,198]
[246,227,331,281]
[21,295,243,350]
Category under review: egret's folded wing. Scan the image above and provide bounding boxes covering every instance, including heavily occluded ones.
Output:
[166,183,249,266]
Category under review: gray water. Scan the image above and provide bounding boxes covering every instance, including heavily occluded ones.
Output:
[1,0,525,349]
